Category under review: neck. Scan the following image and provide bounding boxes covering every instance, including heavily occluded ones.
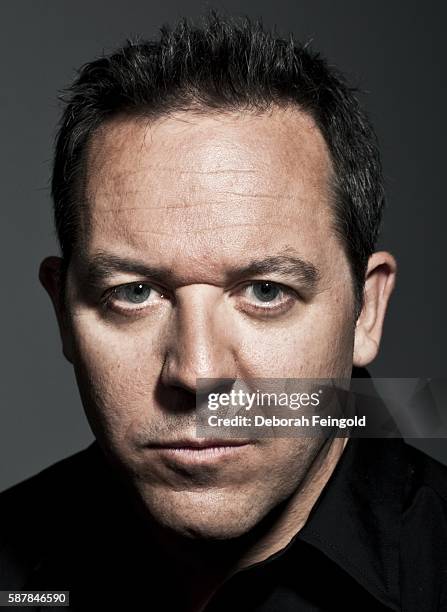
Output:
[235,435,348,569]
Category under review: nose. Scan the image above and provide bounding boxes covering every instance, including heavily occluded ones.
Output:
[160,285,237,393]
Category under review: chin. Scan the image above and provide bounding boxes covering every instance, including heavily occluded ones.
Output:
[141,486,262,540]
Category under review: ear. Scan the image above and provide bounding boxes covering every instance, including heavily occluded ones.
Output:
[39,256,74,363]
[353,251,397,367]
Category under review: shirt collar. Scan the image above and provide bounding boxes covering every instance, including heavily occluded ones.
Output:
[295,369,408,609]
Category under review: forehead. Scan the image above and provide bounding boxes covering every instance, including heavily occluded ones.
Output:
[80,108,336,282]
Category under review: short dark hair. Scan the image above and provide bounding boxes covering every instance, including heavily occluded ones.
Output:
[52,13,385,314]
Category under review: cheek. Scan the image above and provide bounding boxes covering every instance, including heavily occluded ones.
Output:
[68,313,164,443]
[232,301,355,379]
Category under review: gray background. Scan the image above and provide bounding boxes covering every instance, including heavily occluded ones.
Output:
[1,0,446,492]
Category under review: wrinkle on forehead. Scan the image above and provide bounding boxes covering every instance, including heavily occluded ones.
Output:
[84,107,332,201]
[80,107,335,264]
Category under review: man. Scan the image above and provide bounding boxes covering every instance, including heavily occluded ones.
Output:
[1,14,446,612]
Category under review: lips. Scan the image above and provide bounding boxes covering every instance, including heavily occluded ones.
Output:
[149,438,252,450]
[146,437,254,465]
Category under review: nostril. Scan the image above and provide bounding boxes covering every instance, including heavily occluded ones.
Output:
[154,378,197,413]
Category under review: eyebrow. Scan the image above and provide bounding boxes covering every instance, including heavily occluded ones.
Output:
[81,250,320,291]
[226,255,320,290]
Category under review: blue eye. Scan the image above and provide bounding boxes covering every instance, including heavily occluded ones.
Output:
[115,283,152,304]
[251,282,281,302]
[236,281,296,317]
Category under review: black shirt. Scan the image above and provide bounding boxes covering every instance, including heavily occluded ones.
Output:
[1,434,446,610]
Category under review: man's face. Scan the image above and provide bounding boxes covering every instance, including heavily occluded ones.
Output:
[62,108,357,538]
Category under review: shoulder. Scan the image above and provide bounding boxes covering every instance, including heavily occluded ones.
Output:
[0,444,98,587]
[403,441,447,506]
[0,444,96,520]
[399,443,447,607]
[400,441,447,541]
